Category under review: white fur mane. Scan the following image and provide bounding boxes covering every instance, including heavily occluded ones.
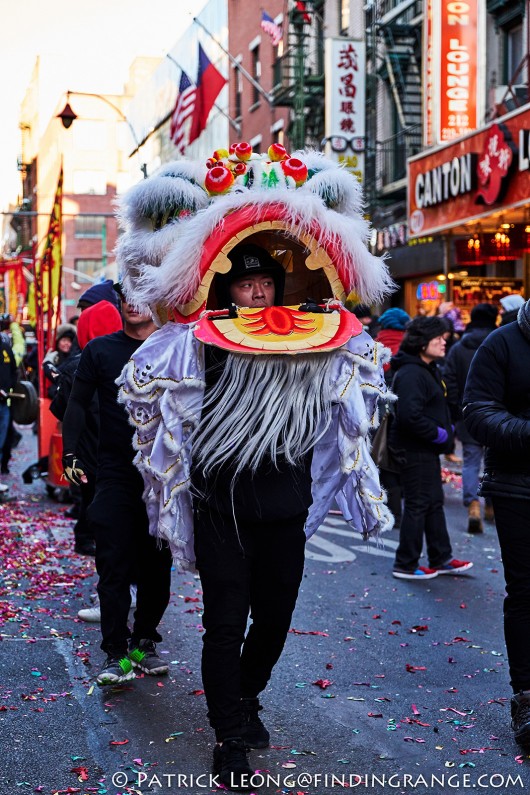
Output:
[115,150,393,312]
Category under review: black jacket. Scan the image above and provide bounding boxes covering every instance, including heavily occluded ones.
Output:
[50,352,99,477]
[0,338,17,396]
[500,308,520,326]
[463,322,530,499]
[443,325,493,444]
[388,351,454,454]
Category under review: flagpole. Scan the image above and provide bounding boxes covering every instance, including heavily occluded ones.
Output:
[165,54,241,135]
[193,17,275,107]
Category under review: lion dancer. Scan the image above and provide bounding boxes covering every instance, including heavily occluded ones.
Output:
[116,144,394,791]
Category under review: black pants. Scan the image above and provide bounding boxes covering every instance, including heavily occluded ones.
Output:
[73,479,96,547]
[195,505,307,741]
[88,476,172,657]
[394,449,452,571]
[491,495,530,693]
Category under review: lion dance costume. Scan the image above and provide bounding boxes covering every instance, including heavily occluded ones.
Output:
[117,142,394,562]
[116,142,395,780]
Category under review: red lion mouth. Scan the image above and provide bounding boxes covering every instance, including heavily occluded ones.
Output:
[169,202,351,323]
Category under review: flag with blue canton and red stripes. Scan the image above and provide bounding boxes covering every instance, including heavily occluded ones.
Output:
[170,69,197,154]
[261,10,283,46]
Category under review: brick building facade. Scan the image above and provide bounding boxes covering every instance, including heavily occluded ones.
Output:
[227,0,290,153]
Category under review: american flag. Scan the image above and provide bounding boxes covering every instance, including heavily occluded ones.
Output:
[170,70,196,154]
[261,10,283,46]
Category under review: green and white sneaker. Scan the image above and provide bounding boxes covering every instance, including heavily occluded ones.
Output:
[96,655,135,686]
[128,639,168,675]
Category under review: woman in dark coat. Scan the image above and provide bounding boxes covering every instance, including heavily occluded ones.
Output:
[390,316,473,580]
[463,298,530,747]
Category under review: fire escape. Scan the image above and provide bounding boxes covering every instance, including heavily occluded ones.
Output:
[365,0,423,227]
[271,0,325,149]
[487,0,529,120]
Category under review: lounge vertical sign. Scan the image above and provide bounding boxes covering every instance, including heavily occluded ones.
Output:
[424,0,482,146]
[439,0,479,142]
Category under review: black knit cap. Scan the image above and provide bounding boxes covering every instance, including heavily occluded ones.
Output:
[400,315,448,355]
[214,243,285,308]
[469,302,498,328]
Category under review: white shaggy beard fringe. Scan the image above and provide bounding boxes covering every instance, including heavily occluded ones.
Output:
[191,351,337,477]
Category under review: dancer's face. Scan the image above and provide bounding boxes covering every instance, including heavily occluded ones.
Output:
[229,274,275,308]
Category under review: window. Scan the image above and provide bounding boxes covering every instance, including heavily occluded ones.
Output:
[250,134,262,154]
[340,0,350,35]
[270,120,284,145]
[72,120,106,150]
[234,57,243,120]
[75,259,103,282]
[504,23,524,84]
[74,215,105,238]
[250,42,261,107]
[73,171,107,195]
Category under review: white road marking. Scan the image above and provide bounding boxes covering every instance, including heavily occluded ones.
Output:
[306,515,398,562]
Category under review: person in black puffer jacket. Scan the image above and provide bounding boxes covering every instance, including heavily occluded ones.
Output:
[463,297,530,747]
[390,316,473,581]
[443,303,498,533]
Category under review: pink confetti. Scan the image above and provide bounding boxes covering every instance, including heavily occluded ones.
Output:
[313,679,333,689]
[459,747,502,755]
[70,768,89,782]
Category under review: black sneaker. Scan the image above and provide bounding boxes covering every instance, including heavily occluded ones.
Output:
[128,639,168,675]
[96,655,135,686]
[240,697,270,748]
[511,692,530,746]
[213,737,254,792]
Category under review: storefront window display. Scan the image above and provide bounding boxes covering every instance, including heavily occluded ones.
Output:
[404,275,524,323]
[406,276,447,318]
[451,277,525,324]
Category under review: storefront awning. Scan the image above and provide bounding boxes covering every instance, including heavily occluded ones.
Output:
[407,103,530,238]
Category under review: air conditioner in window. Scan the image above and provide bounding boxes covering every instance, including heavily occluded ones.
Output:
[494,84,529,111]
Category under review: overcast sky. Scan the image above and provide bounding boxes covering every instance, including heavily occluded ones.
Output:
[0,0,200,213]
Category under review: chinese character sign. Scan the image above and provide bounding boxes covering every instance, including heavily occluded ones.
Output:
[325,38,366,182]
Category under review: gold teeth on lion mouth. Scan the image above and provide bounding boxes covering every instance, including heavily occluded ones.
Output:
[175,219,346,318]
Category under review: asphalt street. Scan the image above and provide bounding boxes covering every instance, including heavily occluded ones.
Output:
[1,428,529,795]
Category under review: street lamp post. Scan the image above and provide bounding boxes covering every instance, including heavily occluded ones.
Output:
[57,91,148,178]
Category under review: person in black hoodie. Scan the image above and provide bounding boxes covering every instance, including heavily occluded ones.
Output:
[463,297,530,748]
[390,316,473,580]
[443,303,498,533]
[50,300,123,555]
